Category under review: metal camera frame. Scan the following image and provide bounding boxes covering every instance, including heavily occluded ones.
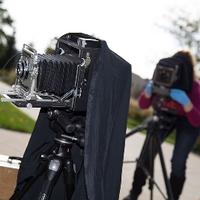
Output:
[1,43,91,109]
[152,64,179,96]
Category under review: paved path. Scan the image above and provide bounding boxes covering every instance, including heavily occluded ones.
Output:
[0,129,30,157]
[120,133,200,200]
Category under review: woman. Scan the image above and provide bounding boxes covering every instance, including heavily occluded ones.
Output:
[124,50,200,200]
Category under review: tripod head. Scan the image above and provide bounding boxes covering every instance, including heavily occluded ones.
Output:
[126,110,177,138]
[47,109,86,148]
[149,110,177,133]
[126,116,157,138]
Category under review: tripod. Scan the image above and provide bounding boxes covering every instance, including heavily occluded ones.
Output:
[126,111,177,200]
[10,109,85,200]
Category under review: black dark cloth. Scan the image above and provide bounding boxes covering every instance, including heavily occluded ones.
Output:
[13,40,132,200]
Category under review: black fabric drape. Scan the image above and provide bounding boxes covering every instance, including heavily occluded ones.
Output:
[84,41,131,200]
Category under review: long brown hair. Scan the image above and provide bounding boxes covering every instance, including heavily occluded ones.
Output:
[172,50,196,79]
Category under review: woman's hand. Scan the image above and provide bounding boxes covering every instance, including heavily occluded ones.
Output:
[169,89,193,112]
[144,81,153,98]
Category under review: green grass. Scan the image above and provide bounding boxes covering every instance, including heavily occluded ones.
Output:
[127,117,142,129]
[0,102,35,133]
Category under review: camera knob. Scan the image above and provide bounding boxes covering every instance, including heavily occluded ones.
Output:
[26,103,32,109]
[65,124,76,133]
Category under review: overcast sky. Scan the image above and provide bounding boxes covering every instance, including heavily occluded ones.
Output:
[4,0,200,78]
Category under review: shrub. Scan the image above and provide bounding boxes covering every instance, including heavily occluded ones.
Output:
[0,69,16,85]
[128,98,153,122]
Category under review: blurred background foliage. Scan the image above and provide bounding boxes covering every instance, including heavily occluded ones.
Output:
[0,0,34,133]
[0,0,17,85]
[0,0,16,67]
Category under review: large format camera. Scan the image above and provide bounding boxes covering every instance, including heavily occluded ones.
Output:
[152,56,193,113]
[1,33,100,111]
[152,56,193,96]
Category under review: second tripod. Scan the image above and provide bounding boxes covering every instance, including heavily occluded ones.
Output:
[126,111,177,200]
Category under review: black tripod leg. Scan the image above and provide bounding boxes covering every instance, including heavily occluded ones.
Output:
[138,129,156,200]
[138,130,169,200]
[149,136,156,200]
[63,151,75,200]
[137,132,152,165]
[134,131,155,198]
[156,139,174,200]
[37,158,62,200]
[10,164,47,200]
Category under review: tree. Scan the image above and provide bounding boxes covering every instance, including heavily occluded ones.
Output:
[0,0,17,69]
[165,10,200,62]
[45,37,57,54]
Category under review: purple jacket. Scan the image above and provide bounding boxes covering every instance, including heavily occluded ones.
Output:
[139,81,200,127]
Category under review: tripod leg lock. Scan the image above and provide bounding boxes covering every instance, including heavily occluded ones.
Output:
[49,159,61,172]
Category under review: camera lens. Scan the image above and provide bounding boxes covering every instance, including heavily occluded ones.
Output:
[17,63,24,78]
[16,59,29,79]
